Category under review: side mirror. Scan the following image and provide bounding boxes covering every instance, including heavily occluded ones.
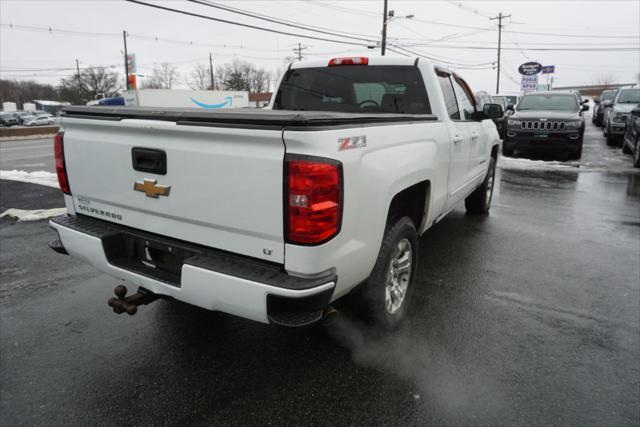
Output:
[506,104,515,111]
[631,105,640,116]
[602,100,613,107]
[581,104,589,112]
[580,99,589,104]
[482,103,504,119]
[594,99,601,104]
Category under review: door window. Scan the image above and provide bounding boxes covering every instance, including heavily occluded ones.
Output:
[452,77,476,120]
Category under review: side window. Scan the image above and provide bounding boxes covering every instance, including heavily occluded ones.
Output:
[452,78,475,120]
[437,74,460,120]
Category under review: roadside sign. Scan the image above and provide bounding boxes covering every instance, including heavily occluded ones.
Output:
[521,75,538,92]
[126,54,137,74]
[541,65,555,74]
[518,61,542,76]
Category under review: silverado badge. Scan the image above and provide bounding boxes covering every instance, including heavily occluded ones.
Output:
[134,179,171,198]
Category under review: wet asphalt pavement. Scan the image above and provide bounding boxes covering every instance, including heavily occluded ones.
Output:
[1,120,639,426]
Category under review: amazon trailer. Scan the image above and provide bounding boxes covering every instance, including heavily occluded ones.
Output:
[124,89,249,109]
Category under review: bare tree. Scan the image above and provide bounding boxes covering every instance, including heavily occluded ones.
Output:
[144,63,180,89]
[592,73,618,88]
[214,60,272,92]
[58,66,121,103]
[186,63,212,90]
[0,79,59,106]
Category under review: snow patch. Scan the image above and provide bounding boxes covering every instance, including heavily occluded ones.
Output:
[0,208,66,222]
[0,170,59,188]
[498,155,581,172]
[0,133,57,142]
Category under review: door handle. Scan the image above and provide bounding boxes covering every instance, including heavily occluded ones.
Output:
[453,135,463,143]
[471,132,479,139]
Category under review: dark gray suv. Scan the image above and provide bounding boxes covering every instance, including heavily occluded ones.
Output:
[503,92,588,159]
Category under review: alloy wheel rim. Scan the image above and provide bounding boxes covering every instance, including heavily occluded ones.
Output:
[385,238,412,315]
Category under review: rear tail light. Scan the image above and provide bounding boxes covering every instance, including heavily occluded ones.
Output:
[286,155,342,245]
[53,131,70,194]
[328,57,369,66]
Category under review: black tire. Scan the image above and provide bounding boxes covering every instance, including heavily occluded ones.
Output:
[362,217,418,330]
[606,125,617,146]
[622,138,633,154]
[570,143,583,160]
[502,145,514,157]
[633,138,640,168]
[465,156,496,214]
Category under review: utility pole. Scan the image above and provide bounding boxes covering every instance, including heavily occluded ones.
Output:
[75,59,82,91]
[489,12,510,94]
[381,0,388,56]
[292,43,307,61]
[123,30,129,90]
[209,53,214,90]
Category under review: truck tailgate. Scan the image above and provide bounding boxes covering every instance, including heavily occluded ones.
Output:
[63,117,285,263]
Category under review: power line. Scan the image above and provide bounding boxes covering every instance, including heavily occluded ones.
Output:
[306,1,380,18]
[188,0,378,43]
[0,23,281,52]
[124,0,374,47]
[503,29,639,39]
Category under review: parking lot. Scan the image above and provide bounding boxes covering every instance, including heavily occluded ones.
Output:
[1,119,639,425]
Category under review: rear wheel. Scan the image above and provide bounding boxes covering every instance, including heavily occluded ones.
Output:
[465,157,496,214]
[362,217,418,330]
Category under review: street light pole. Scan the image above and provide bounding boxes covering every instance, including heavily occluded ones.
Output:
[381,0,388,56]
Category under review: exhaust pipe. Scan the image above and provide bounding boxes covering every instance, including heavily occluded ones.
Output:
[108,285,158,315]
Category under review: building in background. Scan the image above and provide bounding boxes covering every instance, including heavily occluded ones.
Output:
[249,92,272,108]
[32,100,71,115]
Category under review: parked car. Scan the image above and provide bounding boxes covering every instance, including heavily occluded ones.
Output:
[48,56,503,329]
[475,91,505,138]
[603,88,640,147]
[622,104,640,167]
[13,111,35,125]
[23,115,54,126]
[592,89,619,126]
[0,112,20,127]
[568,89,588,105]
[503,91,588,159]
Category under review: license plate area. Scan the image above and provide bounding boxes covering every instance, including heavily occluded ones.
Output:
[102,232,198,287]
[533,133,549,138]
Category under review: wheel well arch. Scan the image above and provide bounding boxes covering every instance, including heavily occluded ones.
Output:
[491,144,499,160]
[386,180,430,230]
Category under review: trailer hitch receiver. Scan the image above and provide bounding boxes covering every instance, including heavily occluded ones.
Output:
[108,285,158,315]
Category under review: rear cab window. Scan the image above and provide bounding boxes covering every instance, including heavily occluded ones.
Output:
[273,65,431,114]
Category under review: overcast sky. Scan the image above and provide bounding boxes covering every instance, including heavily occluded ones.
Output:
[1,0,639,94]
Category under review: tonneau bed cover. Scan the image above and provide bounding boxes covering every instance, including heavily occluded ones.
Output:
[62,106,437,128]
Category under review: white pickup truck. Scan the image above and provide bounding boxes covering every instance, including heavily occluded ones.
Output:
[49,56,502,329]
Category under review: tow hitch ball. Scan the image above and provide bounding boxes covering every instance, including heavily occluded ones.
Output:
[108,285,158,315]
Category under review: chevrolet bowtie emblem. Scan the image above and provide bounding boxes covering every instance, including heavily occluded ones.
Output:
[133,179,171,198]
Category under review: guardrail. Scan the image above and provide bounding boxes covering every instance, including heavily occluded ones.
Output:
[0,126,60,138]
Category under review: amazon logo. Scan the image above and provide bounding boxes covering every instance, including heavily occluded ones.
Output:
[190,96,233,109]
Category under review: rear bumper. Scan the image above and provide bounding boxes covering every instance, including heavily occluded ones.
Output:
[50,215,335,325]
[609,123,627,135]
